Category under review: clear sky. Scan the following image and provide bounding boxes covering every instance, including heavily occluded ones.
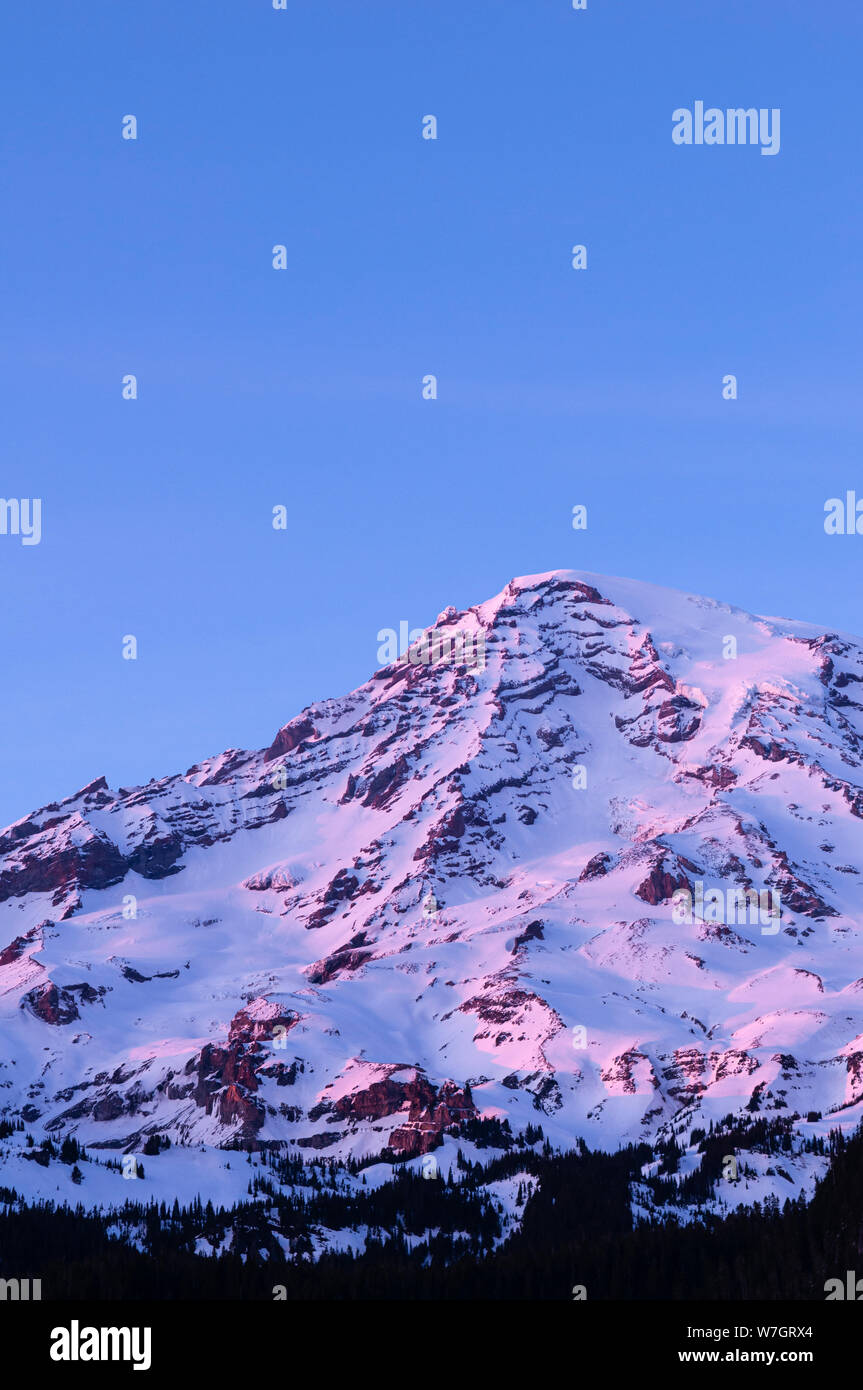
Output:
[1,0,860,829]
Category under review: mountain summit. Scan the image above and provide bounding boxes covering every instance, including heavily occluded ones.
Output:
[1,570,862,1213]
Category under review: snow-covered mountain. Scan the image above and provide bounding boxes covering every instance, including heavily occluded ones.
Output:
[1,569,862,1215]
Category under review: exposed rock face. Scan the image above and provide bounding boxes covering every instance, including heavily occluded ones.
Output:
[22,980,104,1025]
[601,1049,660,1096]
[844,1049,863,1106]
[334,1072,438,1123]
[265,716,317,763]
[635,859,694,907]
[662,1047,708,1102]
[509,920,544,952]
[0,811,186,912]
[327,1070,476,1156]
[580,852,612,882]
[305,869,362,930]
[361,757,412,811]
[711,1049,759,1082]
[186,999,301,1144]
[307,943,373,985]
[0,829,128,908]
[412,805,468,865]
[92,1090,125,1122]
[297,1130,343,1149]
[0,922,45,967]
[389,1081,476,1156]
[769,853,839,919]
[23,982,81,1025]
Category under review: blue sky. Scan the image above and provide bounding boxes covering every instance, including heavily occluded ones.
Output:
[0,0,860,828]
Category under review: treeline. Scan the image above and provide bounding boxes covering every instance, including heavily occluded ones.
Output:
[0,1119,859,1300]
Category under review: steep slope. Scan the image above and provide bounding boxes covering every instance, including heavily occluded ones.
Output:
[0,569,861,1216]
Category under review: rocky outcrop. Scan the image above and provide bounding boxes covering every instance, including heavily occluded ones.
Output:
[305,869,362,929]
[307,940,373,985]
[412,804,468,864]
[22,980,104,1025]
[92,1090,126,1122]
[635,858,694,906]
[509,920,544,952]
[768,852,838,919]
[601,1048,659,1096]
[363,756,412,811]
[334,1072,437,1123]
[0,829,128,907]
[662,1047,708,1102]
[389,1081,476,1156]
[0,922,45,967]
[580,852,612,881]
[185,999,301,1144]
[327,1070,477,1157]
[23,981,81,1025]
[264,716,318,763]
